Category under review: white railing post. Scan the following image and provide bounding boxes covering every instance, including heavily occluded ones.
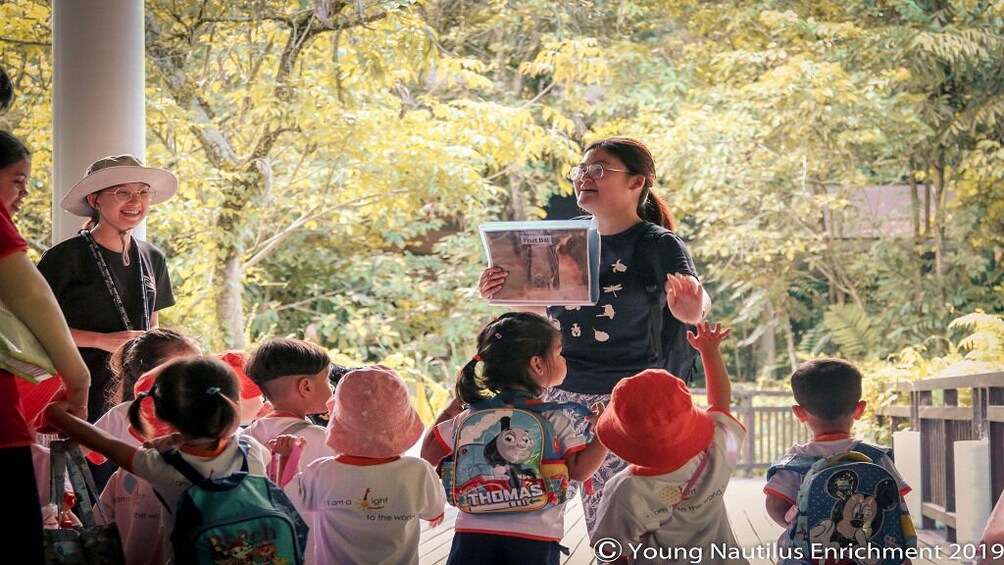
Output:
[893,430,923,525]
[955,439,992,548]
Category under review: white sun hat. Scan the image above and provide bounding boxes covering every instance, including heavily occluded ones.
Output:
[60,154,178,217]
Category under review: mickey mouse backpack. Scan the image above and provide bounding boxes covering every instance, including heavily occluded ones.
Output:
[767,442,917,565]
[438,391,591,514]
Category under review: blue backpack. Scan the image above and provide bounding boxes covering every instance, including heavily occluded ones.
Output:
[767,442,916,565]
[159,437,309,565]
[438,391,591,514]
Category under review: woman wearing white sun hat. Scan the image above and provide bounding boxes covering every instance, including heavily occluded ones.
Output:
[37,154,178,426]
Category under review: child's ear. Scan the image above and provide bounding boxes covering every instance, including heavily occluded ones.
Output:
[529,355,545,376]
[297,376,312,396]
[792,405,809,422]
[852,400,866,420]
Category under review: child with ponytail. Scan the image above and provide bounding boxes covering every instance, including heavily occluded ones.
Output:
[422,312,608,565]
[44,357,273,563]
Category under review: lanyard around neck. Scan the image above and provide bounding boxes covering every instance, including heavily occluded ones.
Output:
[79,229,150,331]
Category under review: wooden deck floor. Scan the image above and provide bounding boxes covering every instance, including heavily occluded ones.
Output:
[419,478,959,564]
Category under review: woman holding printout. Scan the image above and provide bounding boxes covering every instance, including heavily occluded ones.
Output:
[474,137,710,534]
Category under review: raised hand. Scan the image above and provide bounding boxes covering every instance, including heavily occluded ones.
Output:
[665,273,705,324]
[686,321,732,353]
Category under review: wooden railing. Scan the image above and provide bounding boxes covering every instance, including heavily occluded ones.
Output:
[875,371,1004,543]
[692,388,811,477]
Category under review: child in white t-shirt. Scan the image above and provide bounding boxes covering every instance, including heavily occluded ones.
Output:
[91,328,201,565]
[241,338,339,472]
[591,322,749,565]
[763,357,910,527]
[274,365,445,565]
[44,356,279,564]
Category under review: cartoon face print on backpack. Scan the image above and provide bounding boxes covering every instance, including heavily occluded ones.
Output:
[824,471,900,546]
[484,416,538,489]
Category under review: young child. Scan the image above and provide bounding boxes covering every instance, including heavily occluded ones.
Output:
[977,491,1003,565]
[242,337,337,470]
[107,328,203,407]
[87,328,203,494]
[763,357,911,529]
[422,312,608,565]
[43,356,273,563]
[591,322,749,565]
[72,328,203,563]
[276,365,445,565]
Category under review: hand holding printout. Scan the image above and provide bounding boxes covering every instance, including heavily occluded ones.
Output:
[478,220,600,306]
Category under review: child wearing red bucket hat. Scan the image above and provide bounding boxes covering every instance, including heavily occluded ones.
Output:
[592,322,749,565]
[277,365,446,565]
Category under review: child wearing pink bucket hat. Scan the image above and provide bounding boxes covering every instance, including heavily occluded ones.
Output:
[278,365,446,565]
[591,322,750,565]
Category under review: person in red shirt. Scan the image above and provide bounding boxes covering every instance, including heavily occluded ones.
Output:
[0,130,90,563]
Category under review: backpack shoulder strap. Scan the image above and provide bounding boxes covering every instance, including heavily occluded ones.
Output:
[282,419,315,436]
[852,441,894,463]
[765,453,819,481]
[160,448,207,485]
[635,222,671,287]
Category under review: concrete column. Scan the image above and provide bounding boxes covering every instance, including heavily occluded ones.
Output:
[52,0,146,244]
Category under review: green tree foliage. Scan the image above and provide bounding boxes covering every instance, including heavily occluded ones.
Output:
[1,1,1001,412]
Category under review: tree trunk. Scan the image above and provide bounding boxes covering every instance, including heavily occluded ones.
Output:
[216,247,246,349]
[908,162,924,303]
[932,150,947,308]
[778,299,798,373]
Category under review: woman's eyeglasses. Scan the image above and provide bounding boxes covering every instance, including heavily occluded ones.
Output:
[102,187,156,203]
[567,163,631,182]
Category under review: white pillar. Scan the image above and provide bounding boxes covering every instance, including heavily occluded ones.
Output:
[954,439,991,547]
[52,0,146,245]
[893,430,923,525]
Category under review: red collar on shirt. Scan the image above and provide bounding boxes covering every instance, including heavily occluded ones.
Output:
[180,437,231,457]
[813,431,852,442]
[334,454,400,466]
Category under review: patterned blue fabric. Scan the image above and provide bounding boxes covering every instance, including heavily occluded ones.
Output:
[544,388,625,537]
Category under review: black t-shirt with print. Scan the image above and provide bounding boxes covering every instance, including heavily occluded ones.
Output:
[547,221,697,395]
[37,234,174,420]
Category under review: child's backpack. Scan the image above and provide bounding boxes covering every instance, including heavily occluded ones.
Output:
[438,391,591,514]
[160,437,309,565]
[767,442,917,565]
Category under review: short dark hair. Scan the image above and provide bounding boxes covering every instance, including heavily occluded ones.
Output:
[791,358,863,420]
[245,337,331,386]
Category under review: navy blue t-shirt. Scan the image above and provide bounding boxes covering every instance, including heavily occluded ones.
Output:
[547,221,697,394]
